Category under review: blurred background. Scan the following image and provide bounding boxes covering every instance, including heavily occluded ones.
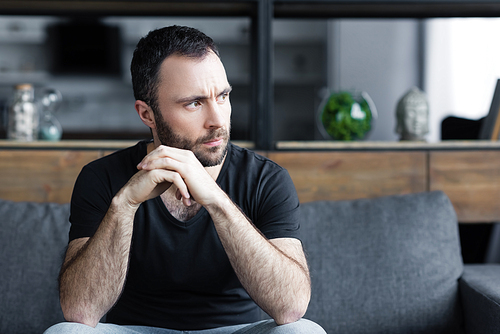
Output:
[0,15,499,143]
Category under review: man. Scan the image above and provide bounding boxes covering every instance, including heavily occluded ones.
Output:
[44,25,325,333]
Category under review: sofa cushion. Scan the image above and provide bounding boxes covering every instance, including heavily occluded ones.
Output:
[0,198,70,334]
[300,191,464,334]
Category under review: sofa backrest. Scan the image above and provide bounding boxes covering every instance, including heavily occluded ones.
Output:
[0,198,69,334]
[0,191,465,333]
[300,191,465,334]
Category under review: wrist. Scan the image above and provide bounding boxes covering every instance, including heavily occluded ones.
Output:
[111,190,141,216]
[204,189,240,218]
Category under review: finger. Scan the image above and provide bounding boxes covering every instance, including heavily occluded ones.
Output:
[122,169,192,207]
[137,145,178,169]
[147,181,173,201]
[176,188,193,207]
[149,169,191,200]
[182,196,192,207]
[140,156,181,172]
[137,145,195,170]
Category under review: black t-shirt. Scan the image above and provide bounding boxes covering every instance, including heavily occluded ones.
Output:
[68,141,301,330]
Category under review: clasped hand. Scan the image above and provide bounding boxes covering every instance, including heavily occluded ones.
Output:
[120,145,220,209]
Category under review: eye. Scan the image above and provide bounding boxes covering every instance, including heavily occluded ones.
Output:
[186,101,202,109]
[217,93,229,103]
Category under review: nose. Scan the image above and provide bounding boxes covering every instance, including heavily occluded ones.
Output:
[205,100,228,129]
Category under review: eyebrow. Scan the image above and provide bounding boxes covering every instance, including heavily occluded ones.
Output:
[176,85,233,104]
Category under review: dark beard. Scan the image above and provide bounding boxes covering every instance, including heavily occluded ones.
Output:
[154,112,229,167]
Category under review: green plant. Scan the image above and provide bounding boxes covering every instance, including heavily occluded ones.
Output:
[321,92,373,141]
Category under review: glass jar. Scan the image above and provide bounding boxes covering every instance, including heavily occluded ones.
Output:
[38,88,63,141]
[7,84,38,141]
[39,111,63,140]
[317,91,377,141]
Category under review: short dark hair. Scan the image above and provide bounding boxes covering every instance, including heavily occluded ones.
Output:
[130,25,219,113]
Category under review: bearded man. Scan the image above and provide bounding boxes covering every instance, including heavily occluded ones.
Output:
[44,25,325,334]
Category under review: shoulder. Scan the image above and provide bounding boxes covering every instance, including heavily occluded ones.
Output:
[86,140,149,171]
[76,140,149,194]
[81,140,149,181]
[222,143,296,198]
[226,144,301,239]
[228,143,285,175]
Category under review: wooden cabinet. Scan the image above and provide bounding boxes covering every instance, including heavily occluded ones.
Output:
[1,0,500,150]
[268,149,500,223]
[0,150,101,203]
[0,141,132,203]
[430,151,500,222]
[268,151,427,202]
[0,140,499,222]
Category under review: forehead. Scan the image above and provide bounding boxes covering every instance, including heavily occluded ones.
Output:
[157,52,228,97]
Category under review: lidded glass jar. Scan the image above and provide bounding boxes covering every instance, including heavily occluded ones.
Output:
[7,83,38,141]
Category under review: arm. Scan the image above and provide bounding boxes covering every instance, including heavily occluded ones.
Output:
[138,146,311,325]
[460,264,500,333]
[207,193,311,325]
[59,167,191,327]
[59,200,134,327]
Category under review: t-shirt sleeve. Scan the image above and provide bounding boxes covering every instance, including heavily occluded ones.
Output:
[68,164,114,242]
[254,168,301,240]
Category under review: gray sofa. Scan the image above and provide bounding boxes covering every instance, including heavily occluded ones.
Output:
[1,191,499,333]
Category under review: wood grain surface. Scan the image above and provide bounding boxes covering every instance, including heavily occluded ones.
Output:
[1,141,499,223]
[268,151,427,202]
[430,150,500,222]
[0,150,101,203]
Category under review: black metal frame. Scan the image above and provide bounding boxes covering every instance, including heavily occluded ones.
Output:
[2,0,500,149]
[251,0,274,150]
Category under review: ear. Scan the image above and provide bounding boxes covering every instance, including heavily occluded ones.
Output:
[135,100,156,129]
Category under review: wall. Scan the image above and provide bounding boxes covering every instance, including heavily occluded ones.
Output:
[328,19,422,142]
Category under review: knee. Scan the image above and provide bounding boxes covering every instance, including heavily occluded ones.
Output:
[279,318,326,334]
[44,322,97,334]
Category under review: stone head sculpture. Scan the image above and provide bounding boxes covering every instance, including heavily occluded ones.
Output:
[396,87,429,141]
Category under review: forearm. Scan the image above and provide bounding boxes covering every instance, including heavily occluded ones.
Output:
[206,192,311,325]
[59,196,136,327]
[135,145,310,321]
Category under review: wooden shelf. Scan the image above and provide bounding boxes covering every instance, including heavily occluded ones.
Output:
[0,2,498,221]
[2,0,500,18]
[274,1,500,18]
[276,140,500,151]
[268,145,500,222]
[0,139,498,152]
[0,139,255,150]
[0,139,141,150]
[0,1,499,150]
[0,1,255,17]
[0,139,498,222]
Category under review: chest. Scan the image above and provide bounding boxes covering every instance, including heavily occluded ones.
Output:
[128,202,235,292]
[160,189,202,221]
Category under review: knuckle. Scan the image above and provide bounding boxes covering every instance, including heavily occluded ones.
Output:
[172,172,183,183]
[185,150,195,159]
[158,145,168,154]
[149,169,161,179]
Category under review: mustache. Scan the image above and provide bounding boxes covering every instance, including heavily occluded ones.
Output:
[195,128,229,145]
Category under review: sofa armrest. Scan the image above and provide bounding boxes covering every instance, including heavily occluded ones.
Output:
[460,264,500,334]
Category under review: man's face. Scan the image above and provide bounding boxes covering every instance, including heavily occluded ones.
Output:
[153,52,232,167]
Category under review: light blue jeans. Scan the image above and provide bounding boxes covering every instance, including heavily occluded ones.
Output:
[44,319,326,334]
